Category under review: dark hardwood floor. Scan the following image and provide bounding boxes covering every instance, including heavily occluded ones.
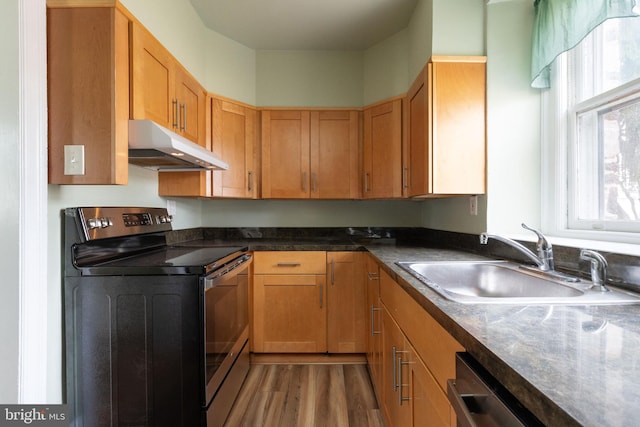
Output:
[224,363,385,427]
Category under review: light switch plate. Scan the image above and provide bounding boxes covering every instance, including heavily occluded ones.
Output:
[469,195,478,216]
[64,145,85,175]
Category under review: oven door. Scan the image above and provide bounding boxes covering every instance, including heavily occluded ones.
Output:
[203,253,251,406]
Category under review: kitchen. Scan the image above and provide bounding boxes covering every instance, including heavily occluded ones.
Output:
[3,0,639,425]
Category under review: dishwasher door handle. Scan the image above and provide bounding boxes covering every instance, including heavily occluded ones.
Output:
[447,379,480,427]
[447,377,528,427]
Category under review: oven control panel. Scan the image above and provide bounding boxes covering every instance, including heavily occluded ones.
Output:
[75,207,173,241]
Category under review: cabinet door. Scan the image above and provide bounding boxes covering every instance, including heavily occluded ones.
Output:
[175,66,206,146]
[363,99,403,199]
[326,252,366,353]
[310,111,361,199]
[382,308,411,427]
[365,254,383,398]
[252,274,326,353]
[431,57,486,195]
[261,110,311,198]
[47,6,129,185]
[406,57,487,197]
[130,21,175,130]
[211,98,258,198]
[406,63,430,197]
[408,341,452,427]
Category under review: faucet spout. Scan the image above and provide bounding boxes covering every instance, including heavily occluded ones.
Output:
[479,232,547,269]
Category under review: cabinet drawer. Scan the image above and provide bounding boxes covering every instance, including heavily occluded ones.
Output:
[253,251,326,274]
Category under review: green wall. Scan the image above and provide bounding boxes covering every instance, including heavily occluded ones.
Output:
[256,50,364,107]
[0,0,20,404]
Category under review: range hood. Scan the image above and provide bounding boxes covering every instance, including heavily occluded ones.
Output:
[128,119,229,171]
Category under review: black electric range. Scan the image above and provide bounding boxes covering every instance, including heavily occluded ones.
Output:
[62,207,251,427]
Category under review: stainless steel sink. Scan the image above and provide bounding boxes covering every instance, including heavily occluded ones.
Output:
[396,260,640,305]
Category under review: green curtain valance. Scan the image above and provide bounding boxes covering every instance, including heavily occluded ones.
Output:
[531,0,638,89]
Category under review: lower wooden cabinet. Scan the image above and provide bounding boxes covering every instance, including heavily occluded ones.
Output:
[409,342,453,427]
[377,268,464,427]
[327,252,367,353]
[382,307,411,427]
[252,273,326,352]
[365,253,383,400]
[252,251,326,353]
[252,251,366,354]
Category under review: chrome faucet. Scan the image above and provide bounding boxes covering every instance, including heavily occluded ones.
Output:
[580,249,609,292]
[479,223,554,271]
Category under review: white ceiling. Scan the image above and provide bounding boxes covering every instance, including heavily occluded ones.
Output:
[188,0,419,50]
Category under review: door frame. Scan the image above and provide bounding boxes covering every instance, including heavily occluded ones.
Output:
[18,0,49,403]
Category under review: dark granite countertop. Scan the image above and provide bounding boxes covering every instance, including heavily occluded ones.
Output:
[170,229,640,426]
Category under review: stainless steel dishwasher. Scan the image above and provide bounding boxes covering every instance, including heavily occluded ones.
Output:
[447,353,544,427]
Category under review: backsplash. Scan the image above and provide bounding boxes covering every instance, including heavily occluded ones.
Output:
[168,226,640,292]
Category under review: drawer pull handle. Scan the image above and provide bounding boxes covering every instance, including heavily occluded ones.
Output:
[276,262,302,267]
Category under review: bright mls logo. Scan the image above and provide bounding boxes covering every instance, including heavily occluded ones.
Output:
[0,405,67,426]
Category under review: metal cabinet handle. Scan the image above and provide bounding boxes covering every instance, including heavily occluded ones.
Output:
[302,172,308,192]
[276,262,301,267]
[330,259,335,284]
[367,271,379,280]
[364,172,370,193]
[392,346,398,391]
[370,306,381,336]
[398,356,411,406]
[172,99,179,129]
[248,171,253,192]
[403,167,409,189]
[181,103,187,132]
[312,172,317,193]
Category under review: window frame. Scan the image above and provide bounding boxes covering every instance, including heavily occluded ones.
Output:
[542,22,640,246]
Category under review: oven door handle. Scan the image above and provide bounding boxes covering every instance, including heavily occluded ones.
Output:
[204,254,252,289]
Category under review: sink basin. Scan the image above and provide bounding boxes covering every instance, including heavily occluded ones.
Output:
[396,260,640,305]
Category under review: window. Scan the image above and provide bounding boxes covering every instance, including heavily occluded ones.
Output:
[544,16,640,242]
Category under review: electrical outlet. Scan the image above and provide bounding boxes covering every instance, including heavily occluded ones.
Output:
[469,195,478,216]
[64,145,85,175]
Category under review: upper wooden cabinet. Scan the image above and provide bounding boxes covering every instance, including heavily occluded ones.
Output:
[130,21,206,146]
[362,99,403,199]
[261,109,360,199]
[406,56,487,197]
[47,5,130,184]
[211,97,259,198]
[158,95,259,198]
[310,111,361,199]
[261,110,310,199]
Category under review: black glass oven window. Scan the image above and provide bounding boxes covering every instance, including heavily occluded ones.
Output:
[205,268,248,383]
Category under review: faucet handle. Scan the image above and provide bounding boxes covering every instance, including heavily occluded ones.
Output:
[521,223,552,250]
[521,223,554,270]
[580,249,609,292]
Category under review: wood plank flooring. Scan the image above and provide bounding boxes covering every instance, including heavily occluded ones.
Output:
[224,363,385,427]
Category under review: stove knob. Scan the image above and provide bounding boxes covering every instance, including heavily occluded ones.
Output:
[99,217,112,228]
[87,218,100,230]
[158,214,173,224]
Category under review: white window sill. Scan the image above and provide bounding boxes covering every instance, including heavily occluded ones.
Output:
[509,233,640,257]
[546,236,640,257]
